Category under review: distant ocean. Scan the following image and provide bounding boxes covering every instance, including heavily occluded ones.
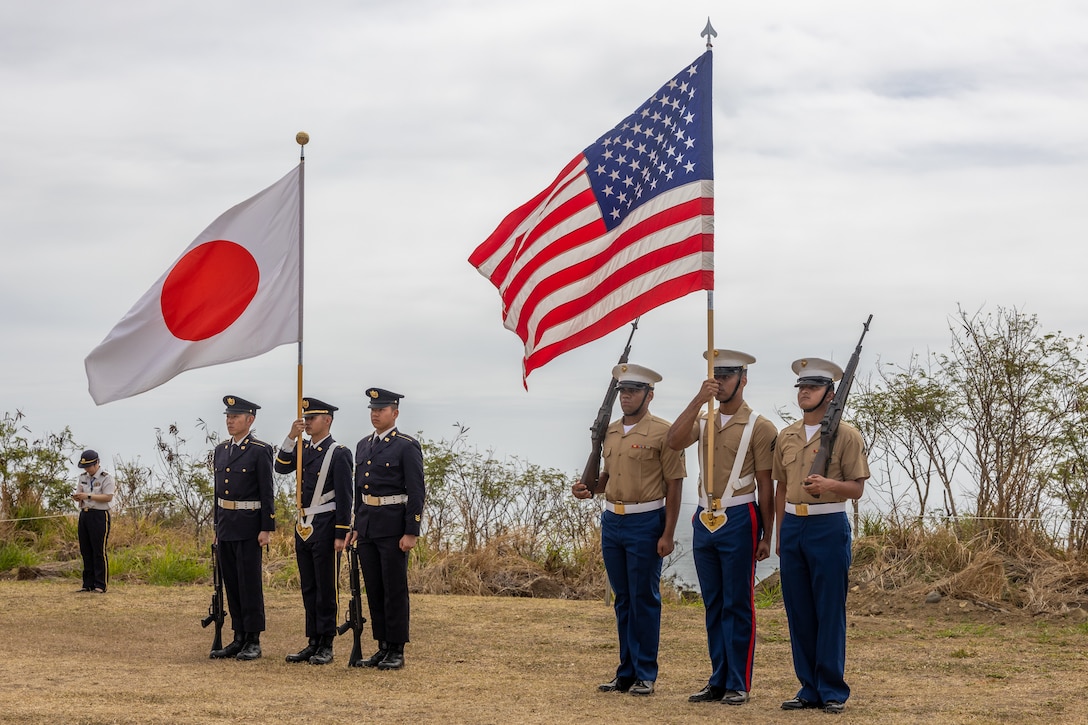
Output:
[663,501,779,594]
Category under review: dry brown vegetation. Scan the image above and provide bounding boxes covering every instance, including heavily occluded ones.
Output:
[3,571,1088,725]
[850,526,1088,617]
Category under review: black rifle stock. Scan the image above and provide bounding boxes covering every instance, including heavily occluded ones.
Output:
[200,542,225,651]
[808,315,873,494]
[578,319,639,494]
[337,541,367,666]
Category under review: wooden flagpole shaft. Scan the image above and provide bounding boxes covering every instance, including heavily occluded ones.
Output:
[295,132,308,513]
[705,290,715,496]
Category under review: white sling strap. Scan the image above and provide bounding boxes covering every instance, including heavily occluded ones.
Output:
[697,412,758,532]
[295,442,337,541]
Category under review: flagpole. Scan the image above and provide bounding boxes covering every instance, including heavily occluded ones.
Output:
[705,291,716,498]
[295,132,309,514]
[701,19,718,500]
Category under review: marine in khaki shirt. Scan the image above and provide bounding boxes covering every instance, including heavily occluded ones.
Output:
[773,357,870,716]
[572,363,685,697]
[667,349,777,706]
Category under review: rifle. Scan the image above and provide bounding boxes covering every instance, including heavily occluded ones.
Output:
[578,319,639,494]
[200,542,225,651]
[337,541,367,667]
[808,314,873,496]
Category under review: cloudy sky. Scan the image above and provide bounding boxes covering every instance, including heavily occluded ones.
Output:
[3,0,1088,515]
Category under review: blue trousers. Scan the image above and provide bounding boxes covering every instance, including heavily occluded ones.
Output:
[601,508,665,682]
[219,538,266,634]
[692,503,758,692]
[78,509,110,591]
[359,535,410,644]
[295,517,338,638]
[779,511,852,704]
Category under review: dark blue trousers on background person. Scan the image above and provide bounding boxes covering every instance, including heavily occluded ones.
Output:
[779,512,852,705]
[692,502,758,693]
[601,507,665,684]
[78,508,110,591]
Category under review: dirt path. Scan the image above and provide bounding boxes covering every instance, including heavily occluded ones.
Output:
[1,580,1085,724]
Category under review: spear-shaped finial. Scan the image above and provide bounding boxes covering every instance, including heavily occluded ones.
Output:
[701,17,717,49]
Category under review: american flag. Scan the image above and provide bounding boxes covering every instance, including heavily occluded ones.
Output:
[469,51,714,383]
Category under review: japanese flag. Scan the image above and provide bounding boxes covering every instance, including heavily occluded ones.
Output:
[85,165,301,405]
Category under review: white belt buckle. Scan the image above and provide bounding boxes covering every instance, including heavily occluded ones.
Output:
[795,503,809,517]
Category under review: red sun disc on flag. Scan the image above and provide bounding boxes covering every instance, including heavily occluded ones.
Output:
[161,240,260,341]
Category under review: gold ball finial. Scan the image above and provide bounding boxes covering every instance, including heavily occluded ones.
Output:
[296,131,310,146]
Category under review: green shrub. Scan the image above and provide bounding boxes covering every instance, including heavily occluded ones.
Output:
[755,576,783,609]
[147,545,205,585]
[0,541,40,571]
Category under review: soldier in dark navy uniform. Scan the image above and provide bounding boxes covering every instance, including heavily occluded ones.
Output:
[275,397,354,665]
[210,395,276,661]
[352,387,425,670]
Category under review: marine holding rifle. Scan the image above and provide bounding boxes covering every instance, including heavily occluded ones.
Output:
[210,395,276,661]
[773,357,870,715]
[275,397,354,665]
[571,364,685,697]
[666,350,777,706]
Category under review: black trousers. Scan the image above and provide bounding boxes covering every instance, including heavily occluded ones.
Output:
[218,538,266,634]
[359,535,410,644]
[296,521,338,638]
[78,509,110,591]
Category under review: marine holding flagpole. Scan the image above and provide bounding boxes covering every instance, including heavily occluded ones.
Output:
[667,349,777,705]
[275,397,354,665]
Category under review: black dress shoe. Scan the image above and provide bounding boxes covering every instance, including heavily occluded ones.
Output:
[781,696,819,710]
[688,684,726,702]
[628,680,655,696]
[210,638,244,659]
[823,700,845,714]
[236,641,262,661]
[598,677,635,693]
[376,650,404,670]
[309,644,334,665]
[285,641,319,663]
[356,643,388,668]
[722,690,749,705]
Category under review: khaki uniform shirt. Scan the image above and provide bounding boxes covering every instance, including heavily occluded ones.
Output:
[773,420,870,504]
[689,402,777,498]
[602,413,686,503]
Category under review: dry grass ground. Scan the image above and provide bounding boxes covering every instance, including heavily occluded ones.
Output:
[2,579,1088,724]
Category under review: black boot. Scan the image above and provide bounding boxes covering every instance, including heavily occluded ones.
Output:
[210,632,244,660]
[286,638,319,663]
[377,642,405,670]
[236,632,262,661]
[358,641,388,668]
[309,635,334,665]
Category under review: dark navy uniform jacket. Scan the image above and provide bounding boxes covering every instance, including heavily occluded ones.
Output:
[214,435,275,541]
[274,435,354,540]
[353,428,425,539]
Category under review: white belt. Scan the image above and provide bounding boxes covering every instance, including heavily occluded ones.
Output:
[218,498,261,510]
[301,501,336,516]
[605,498,665,515]
[363,494,408,506]
[786,501,847,517]
[704,492,756,510]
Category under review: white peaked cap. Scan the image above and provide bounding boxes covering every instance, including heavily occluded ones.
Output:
[792,357,844,386]
[703,349,756,371]
[612,363,662,388]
